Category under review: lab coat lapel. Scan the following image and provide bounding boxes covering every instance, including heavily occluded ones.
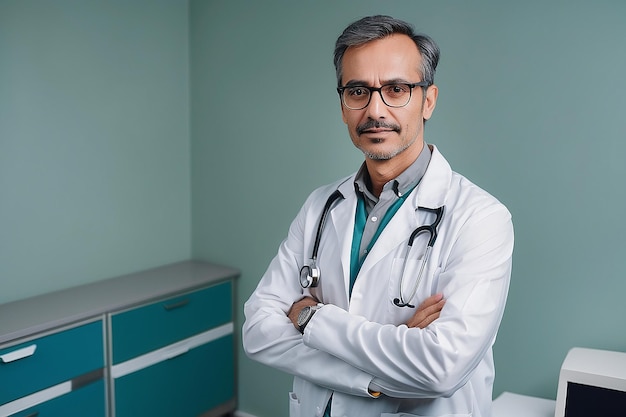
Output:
[416,145,450,209]
[327,179,359,300]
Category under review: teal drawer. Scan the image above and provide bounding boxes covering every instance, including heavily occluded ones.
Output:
[114,334,234,417]
[110,281,232,364]
[7,379,105,417]
[0,320,104,406]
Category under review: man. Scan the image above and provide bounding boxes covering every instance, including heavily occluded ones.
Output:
[243,15,514,417]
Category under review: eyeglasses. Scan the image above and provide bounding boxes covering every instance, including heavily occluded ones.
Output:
[337,81,430,110]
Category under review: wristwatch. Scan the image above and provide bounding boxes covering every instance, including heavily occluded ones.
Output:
[297,303,323,334]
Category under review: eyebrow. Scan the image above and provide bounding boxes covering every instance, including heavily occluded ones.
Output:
[343,78,415,87]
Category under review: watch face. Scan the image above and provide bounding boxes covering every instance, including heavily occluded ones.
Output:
[297,306,311,326]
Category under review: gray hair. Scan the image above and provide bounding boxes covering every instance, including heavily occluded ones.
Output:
[333,15,440,87]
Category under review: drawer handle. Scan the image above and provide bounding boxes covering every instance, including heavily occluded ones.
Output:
[0,344,37,363]
[163,298,190,311]
[162,345,190,360]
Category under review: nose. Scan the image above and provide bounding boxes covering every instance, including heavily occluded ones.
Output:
[365,89,388,119]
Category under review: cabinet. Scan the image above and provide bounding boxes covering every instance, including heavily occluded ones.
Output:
[0,261,239,417]
[109,282,235,417]
[0,320,105,417]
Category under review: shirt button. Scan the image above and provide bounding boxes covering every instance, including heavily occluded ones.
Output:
[371,216,378,222]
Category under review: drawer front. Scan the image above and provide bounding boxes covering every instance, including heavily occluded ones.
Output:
[0,320,104,405]
[7,380,106,417]
[111,281,232,364]
[114,335,234,417]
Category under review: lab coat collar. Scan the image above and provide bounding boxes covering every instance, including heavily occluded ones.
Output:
[412,144,451,209]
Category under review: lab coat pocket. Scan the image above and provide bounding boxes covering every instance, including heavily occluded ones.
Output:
[389,255,441,314]
[289,391,301,417]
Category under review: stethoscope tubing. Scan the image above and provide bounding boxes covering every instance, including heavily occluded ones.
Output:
[311,189,343,262]
[394,206,444,307]
[302,188,445,308]
[394,245,432,308]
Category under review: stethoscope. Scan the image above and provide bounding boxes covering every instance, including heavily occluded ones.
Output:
[299,189,445,308]
[299,190,343,289]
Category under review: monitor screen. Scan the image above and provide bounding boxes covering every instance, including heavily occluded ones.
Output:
[565,382,626,417]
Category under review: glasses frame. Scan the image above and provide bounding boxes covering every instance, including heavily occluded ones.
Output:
[337,81,430,110]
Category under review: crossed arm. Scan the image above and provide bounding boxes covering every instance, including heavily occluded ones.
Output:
[288,293,446,331]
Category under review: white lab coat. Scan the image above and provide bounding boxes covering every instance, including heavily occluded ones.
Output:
[243,145,514,417]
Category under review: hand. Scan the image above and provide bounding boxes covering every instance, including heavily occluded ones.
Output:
[287,296,319,331]
[405,293,445,329]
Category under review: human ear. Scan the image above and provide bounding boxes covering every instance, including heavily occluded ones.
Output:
[422,84,438,120]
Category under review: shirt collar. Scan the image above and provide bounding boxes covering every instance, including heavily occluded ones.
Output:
[354,142,432,202]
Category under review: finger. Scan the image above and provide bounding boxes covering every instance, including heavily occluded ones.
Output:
[412,298,445,321]
[415,293,444,312]
[408,308,441,329]
[406,299,445,328]
[414,310,442,329]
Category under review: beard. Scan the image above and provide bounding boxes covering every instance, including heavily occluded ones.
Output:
[355,120,416,160]
[360,135,416,160]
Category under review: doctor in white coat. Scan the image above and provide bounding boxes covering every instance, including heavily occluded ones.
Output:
[243,15,514,417]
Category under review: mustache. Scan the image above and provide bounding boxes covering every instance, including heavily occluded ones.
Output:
[356,119,401,135]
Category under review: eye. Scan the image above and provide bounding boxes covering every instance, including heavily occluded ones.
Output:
[384,84,409,97]
[347,87,369,98]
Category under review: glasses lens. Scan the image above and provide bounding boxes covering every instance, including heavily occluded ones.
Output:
[380,84,412,107]
[343,86,371,109]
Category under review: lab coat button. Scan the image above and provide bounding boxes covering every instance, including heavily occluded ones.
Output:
[371,216,378,222]
[315,406,323,416]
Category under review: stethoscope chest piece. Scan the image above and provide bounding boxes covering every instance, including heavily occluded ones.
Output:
[300,263,320,288]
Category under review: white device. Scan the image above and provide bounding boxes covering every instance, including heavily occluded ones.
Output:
[554,347,626,417]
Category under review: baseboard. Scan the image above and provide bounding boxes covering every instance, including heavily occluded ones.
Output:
[234,411,259,417]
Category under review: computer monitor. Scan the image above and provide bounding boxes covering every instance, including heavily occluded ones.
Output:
[555,347,626,417]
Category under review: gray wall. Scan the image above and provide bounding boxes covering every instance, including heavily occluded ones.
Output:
[0,0,191,303]
[2,1,625,417]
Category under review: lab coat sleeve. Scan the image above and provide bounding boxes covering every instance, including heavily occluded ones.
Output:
[302,203,514,399]
[242,189,375,398]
